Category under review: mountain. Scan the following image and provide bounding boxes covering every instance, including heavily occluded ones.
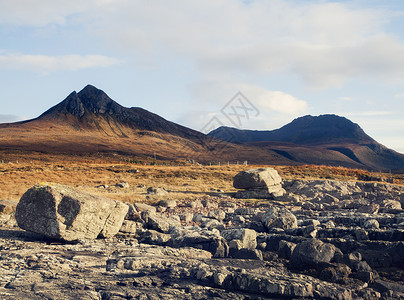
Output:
[38,84,205,140]
[208,115,404,171]
[208,115,374,145]
[0,85,287,164]
[1,86,403,170]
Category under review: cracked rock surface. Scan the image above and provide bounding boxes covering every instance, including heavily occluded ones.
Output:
[0,177,403,299]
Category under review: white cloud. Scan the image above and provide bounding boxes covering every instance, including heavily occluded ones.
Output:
[344,110,394,117]
[79,0,404,88]
[339,97,354,101]
[1,1,403,88]
[0,52,122,73]
[238,85,308,115]
[394,93,404,98]
[0,0,101,26]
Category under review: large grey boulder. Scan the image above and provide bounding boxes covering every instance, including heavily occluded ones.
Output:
[233,168,282,189]
[15,183,129,241]
[221,228,257,250]
[290,239,336,269]
[233,168,285,199]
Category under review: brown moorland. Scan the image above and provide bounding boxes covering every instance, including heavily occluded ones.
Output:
[0,151,401,204]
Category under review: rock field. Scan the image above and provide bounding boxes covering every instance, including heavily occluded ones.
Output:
[0,168,403,299]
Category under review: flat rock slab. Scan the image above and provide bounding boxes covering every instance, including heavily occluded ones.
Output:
[15,183,128,241]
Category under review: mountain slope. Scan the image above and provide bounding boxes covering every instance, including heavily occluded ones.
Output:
[208,114,374,145]
[0,85,291,165]
[208,115,404,171]
[38,84,205,140]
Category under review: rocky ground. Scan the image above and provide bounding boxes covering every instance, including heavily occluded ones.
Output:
[0,168,403,299]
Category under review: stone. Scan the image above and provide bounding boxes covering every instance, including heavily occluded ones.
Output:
[125,204,141,221]
[379,200,402,210]
[137,229,171,245]
[278,240,296,259]
[319,264,351,283]
[144,213,178,233]
[0,199,18,214]
[15,183,128,241]
[133,203,156,214]
[119,220,143,234]
[146,187,168,196]
[363,219,379,230]
[157,199,177,208]
[324,220,336,228]
[207,209,226,221]
[188,200,204,209]
[221,228,257,250]
[231,248,263,260]
[201,219,224,231]
[233,168,282,189]
[354,271,376,283]
[290,239,336,269]
[179,213,193,223]
[170,228,229,258]
[357,204,379,214]
[260,206,298,230]
[115,182,129,188]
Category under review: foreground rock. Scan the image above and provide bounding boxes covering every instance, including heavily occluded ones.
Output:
[290,239,336,269]
[3,176,404,299]
[15,183,129,241]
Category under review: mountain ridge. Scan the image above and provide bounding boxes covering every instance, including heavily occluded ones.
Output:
[208,114,404,170]
[0,85,403,170]
[208,114,376,145]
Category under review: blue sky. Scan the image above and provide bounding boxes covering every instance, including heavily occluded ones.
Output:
[0,0,404,153]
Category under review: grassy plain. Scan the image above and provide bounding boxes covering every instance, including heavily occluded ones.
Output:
[0,151,402,204]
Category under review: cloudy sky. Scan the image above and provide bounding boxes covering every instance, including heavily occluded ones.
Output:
[1,0,404,153]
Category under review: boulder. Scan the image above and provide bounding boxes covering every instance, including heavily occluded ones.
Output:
[15,183,129,241]
[137,229,171,245]
[231,248,263,260]
[119,220,144,234]
[115,182,129,188]
[290,239,336,269]
[170,228,229,258]
[207,209,226,221]
[260,206,298,230]
[221,228,257,250]
[0,199,18,214]
[124,204,141,221]
[278,240,296,259]
[379,199,402,210]
[356,204,379,214]
[133,203,156,214]
[363,219,379,230]
[233,168,282,189]
[157,199,177,209]
[142,212,179,233]
[146,187,168,196]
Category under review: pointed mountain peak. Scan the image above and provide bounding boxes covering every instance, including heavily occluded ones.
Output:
[39,85,123,118]
[77,85,117,113]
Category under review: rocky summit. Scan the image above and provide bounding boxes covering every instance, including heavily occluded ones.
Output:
[0,170,404,299]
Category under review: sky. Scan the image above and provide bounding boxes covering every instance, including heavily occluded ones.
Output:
[0,0,404,153]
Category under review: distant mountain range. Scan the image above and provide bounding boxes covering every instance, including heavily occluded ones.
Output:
[0,85,403,170]
[208,115,374,145]
[208,115,404,171]
[0,85,282,164]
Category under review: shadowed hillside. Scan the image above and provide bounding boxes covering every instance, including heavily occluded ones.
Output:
[208,115,404,171]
